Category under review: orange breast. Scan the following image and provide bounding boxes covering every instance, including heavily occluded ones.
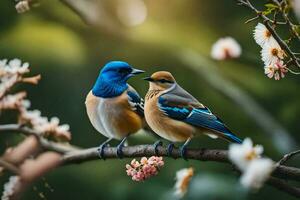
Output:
[106,91,143,139]
[85,90,143,140]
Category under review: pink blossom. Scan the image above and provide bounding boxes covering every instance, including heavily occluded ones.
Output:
[125,156,164,181]
[264,60,288,80]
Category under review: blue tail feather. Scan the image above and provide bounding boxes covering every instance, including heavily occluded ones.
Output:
[224,132,242,144]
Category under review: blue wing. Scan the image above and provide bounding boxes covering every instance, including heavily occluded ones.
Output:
[183,108,242,143]
[127,86,144,117]
[158,85,242,143]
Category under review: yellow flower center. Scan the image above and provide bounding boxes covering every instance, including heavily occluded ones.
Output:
[245,150,257,160]
[271,48,278,56]
[265,30,271,38]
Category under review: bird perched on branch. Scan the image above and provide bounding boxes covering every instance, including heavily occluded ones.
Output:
[143,71,242,159]
[85,61,145,158]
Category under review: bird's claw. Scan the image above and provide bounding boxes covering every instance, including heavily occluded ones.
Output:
[116,137,127,159]
[153,140,163,155]
[116,143,124,159]
[180,145,188,161]
[97,146,105,159]
[97,143,108,159]
[167,143,175,157]
[180,137,191,161]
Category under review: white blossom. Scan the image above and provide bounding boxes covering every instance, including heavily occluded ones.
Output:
[211,37,241,60]
[261,39,285,65]
[174,167,194,198]
[56,124,70,133]
[21,99,31,108]
[252,25,288,79]
[240,158,275,190]
[0,58,30,98]
[1,176,20,200]
[15,1,30,13]
[0,92,26,110]
[228,138,263,171]
[0,75,18,97]
[7,59,29,74]
[253,23,274,47]
[19,109,71,141]
[229,138,276,190]
[0,58,71,142]
[117,0,147,27]
[0,59,7,68]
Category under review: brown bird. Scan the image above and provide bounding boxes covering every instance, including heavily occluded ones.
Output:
[143,71,242,159]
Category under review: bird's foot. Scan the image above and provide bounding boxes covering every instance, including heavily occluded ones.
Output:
[153,140,163,155]
[116,137,127,159]
[180,137,192,161]
[97,138,112,159]
[97,143,108,159]
[167,143,175,157]
[179,145,188,161]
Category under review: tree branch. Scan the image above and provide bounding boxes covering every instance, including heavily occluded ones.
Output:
[61,145,300,182]
[2,124,300,198]
[1,124,300,182]
[62,145,300,197]
[267,177,300,198]
[0,124,78,153]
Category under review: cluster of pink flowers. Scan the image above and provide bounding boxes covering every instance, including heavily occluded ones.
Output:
[264,60,288,81]
[126,156,164,181]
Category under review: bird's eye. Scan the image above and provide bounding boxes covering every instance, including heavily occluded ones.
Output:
[158,79,173,84]
[118,68,129,73]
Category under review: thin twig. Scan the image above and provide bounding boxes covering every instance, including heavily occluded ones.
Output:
[272,0,300,42]
[245,16,259,24]
[0,158,20,174]
[0,124,78,153]
[285,67,300,75]
[278,149,300,165]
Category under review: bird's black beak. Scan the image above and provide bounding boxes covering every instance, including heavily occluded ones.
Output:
[131,68,145,75]
[143,77,154,82]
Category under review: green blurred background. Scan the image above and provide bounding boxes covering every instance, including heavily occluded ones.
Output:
[0,0,300,199]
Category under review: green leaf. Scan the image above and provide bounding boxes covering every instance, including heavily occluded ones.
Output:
[265,3,279,9]
[262,8,274,15]
[293,25,300,34]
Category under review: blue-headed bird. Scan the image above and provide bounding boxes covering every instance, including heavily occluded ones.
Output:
[143,71,242,159]
[85,61,145,158]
